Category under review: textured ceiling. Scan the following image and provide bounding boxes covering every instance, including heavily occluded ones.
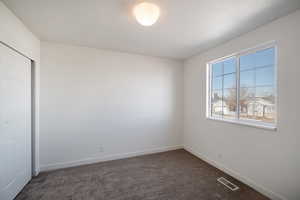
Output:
[3,0,300,60]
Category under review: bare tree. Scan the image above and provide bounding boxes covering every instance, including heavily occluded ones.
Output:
[239,87,251,113]
[224,87,251,112]
[224,88,236,111]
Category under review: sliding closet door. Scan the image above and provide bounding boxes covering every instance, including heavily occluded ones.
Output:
[0,43,32,200]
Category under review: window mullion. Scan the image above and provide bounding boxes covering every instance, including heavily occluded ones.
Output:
[210,64,213,117]
[222,63,224,118]
[236,56,240,120]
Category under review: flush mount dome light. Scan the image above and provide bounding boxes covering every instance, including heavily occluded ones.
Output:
[133,2,160,26]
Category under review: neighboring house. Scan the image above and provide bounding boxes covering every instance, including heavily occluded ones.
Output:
[243,98,275,119]
[212,100,230,115]
[213,97,274,119]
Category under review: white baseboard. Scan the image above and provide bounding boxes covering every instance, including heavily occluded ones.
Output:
[184,146,286,200]
[40,145,183,172]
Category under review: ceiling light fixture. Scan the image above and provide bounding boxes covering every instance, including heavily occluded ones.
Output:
[133,2,160,26]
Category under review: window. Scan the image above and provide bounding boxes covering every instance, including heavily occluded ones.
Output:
[207,43,277,129]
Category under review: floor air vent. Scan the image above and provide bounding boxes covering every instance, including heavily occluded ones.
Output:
[217,177,239,191]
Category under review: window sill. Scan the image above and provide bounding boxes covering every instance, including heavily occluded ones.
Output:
[206,116,277,131]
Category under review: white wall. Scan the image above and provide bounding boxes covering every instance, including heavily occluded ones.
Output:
[184,10,300,200]
[40,42,183,170]
[0,2,40,176]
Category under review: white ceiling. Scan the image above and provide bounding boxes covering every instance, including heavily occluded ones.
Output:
[3,0,300,60]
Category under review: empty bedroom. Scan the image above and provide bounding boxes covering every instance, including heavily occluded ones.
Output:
[0,0,299,200]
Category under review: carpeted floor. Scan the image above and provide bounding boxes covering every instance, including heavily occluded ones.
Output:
[16,149,269,200]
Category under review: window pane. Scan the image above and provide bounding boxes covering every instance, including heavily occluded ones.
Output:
[212,76,223,90]
[239,98,256,120]
[212,62,223,77]
[256,66,274,86]
[223,89,236,119]
[240,87,255,100]
[255,48,275,67]
[240,87,275,123]
[223,58,236,74]
[211,90,223,117]
[256,87,274,99]
[240,53,255,71]
[224,73,236,89]
[240,70,255,87]
[255,87,275,123]
[239,87,255,120]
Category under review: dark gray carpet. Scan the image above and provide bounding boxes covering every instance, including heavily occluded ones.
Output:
[16,149,269,200]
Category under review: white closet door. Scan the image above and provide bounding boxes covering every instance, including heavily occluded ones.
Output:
[0,43,32,200]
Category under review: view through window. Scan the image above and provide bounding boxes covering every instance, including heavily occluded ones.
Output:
[208,45,276,128]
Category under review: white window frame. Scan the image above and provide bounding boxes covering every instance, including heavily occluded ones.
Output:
[206,41,277,130]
